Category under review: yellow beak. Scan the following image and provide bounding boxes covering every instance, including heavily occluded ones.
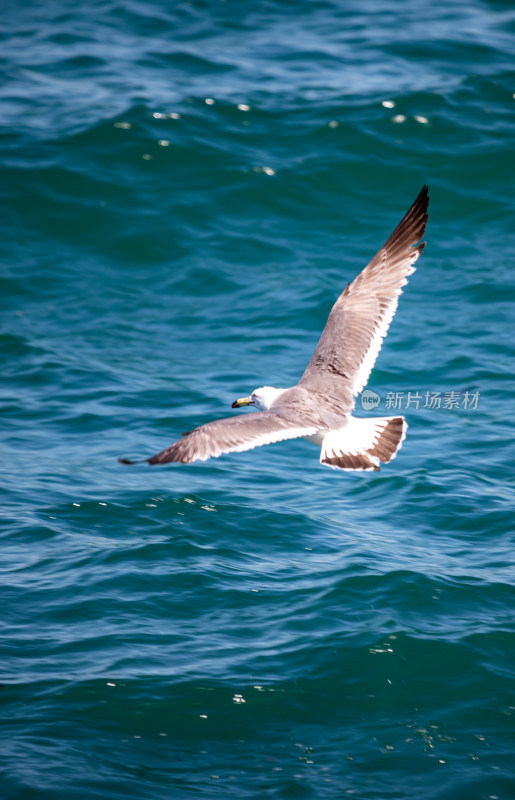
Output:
[231,396,254,409]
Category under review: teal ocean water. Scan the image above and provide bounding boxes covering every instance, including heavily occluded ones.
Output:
[2,2,515,798]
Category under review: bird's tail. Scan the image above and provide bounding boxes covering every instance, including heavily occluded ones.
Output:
[320,416,407,471]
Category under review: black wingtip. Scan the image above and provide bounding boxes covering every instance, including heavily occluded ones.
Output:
[118,457,148,465]
[413,184,429,211]
[418,184,429,209]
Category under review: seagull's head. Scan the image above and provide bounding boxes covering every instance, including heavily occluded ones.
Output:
[232,386,286,411]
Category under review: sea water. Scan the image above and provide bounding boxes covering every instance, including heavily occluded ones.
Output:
[1,2,515,798]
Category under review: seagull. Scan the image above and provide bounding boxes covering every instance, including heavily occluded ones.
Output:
[120,186,428,471]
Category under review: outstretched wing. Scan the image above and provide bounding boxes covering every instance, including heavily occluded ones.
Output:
[141,412,318,464]
[298,185,429,413]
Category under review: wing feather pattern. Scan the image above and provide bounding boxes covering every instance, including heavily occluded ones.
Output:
[298,186,429,413]
[146,412,318,464]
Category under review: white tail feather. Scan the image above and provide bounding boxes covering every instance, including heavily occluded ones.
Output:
[320,416,407,471]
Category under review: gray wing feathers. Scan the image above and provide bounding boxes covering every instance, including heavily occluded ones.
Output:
[147,412,318,464]
[299,185,429,406]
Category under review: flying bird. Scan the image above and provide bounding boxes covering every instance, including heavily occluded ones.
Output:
[120,186,428,471]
